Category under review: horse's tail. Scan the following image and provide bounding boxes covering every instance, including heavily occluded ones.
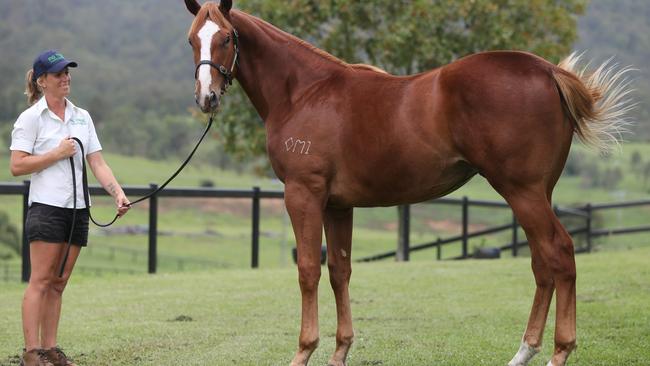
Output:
[552,52,635,152]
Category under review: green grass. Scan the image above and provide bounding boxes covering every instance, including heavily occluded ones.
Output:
[0,246,648,365]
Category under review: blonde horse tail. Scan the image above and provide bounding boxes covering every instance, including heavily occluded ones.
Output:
[552,52,635,153]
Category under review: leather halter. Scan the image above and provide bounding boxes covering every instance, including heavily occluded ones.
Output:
[194,28,239,90]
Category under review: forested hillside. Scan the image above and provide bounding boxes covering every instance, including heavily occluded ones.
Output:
[0,0,647,163]
[0,0,200,160]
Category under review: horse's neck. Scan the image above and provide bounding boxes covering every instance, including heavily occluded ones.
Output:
[232,11,346,121]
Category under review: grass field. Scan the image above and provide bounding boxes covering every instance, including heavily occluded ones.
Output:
[0,246,648,365]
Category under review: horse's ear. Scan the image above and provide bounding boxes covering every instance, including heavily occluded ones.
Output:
[184,0,201,15]
[219,0,232,14]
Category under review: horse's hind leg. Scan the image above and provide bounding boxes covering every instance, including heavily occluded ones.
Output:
[503,191,576,366]
[324,207,354,366]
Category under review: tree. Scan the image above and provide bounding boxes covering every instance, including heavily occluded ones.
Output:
[214,0,589,159]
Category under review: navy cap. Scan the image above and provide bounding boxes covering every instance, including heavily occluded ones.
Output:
[32,50,78,82]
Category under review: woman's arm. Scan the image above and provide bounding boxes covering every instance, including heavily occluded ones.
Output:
[86,151,130,217]
[10,138,76,176]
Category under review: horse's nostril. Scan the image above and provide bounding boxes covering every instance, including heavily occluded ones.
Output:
[208,91,219,109]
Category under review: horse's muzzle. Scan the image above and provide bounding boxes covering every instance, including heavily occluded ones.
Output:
[197,90,220,113]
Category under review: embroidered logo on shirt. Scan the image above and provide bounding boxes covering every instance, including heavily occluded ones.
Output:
[70,118,87,126]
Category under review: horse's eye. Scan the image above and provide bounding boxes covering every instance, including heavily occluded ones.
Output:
[224,35,231,44]
[188,38,193,46]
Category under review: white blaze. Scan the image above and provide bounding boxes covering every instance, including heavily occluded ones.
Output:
[197,20,221,103]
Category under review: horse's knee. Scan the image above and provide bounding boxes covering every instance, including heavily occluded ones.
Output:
[298,263,321,292]
[327,262,351,288]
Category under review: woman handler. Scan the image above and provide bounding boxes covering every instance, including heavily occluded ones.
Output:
[10,50,131,366]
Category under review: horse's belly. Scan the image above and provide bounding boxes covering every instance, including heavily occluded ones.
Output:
[328,160,477,208]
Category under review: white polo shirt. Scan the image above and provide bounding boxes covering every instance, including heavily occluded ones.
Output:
[10,97,102,208]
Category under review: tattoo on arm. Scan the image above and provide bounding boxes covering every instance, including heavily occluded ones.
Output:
[107,182,118,196]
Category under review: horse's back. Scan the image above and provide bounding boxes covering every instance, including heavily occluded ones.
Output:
[437,51,560,113]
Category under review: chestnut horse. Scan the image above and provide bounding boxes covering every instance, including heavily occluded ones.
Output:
[184,1,632,365]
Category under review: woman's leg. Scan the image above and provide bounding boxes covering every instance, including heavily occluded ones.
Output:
[22,242,62,351]
[41,244,81,349]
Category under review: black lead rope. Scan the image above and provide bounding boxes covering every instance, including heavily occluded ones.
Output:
[58,114,215,277]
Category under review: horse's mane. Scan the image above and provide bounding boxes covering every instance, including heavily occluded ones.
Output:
[351,63,388,74]
[234,9,353,70]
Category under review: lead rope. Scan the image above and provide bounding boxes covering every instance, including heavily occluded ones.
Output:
[57,113,215,277]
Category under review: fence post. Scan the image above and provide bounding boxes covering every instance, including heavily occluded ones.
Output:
[585,203,592,253]
[21,180,30,283]
[251,186,260,268]
[397,205,410,261]
[436,238,441,261]
[462,196,469,258]
[511,213,518,257]
[148,183,158,274]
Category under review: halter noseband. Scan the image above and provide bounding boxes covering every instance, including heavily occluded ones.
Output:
[194,28,239,91]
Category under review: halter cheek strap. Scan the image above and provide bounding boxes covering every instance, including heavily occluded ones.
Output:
[194,29,239,89]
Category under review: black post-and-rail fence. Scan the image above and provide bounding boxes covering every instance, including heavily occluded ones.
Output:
[1,181,649,282]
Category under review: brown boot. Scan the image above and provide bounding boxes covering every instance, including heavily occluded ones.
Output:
[43,347,76,366]
[20,349,54,366]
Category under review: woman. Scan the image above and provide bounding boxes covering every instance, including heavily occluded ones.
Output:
[10,50,131,366]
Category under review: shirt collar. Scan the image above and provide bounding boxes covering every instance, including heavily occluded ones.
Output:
[64,98,77,123]
[34,96,49,115]
[34,96,79,122]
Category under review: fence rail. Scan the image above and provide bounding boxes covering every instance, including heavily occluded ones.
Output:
[1,182,649,282]
[358,198,650,263]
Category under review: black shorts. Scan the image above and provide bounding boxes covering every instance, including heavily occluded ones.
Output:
[25,202,89,246]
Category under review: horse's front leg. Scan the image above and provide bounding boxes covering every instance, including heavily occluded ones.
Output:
[324,207,354,366]
[285,181,328,366]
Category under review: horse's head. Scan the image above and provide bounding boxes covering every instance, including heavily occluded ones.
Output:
[185,0,238,113]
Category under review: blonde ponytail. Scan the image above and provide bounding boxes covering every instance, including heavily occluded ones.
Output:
[25,69,43,105]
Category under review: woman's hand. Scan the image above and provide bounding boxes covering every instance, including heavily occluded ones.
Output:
[55,137,77,159]
[115,194,131,217]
